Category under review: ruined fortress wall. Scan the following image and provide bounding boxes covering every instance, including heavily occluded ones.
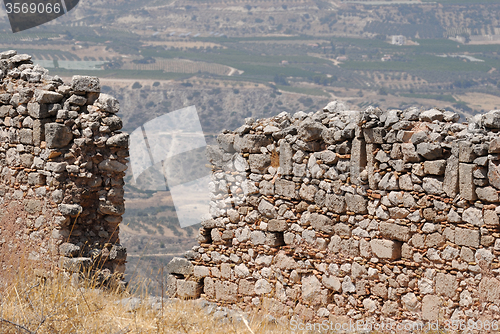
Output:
[168,101,500,323]
[0,51,127,280]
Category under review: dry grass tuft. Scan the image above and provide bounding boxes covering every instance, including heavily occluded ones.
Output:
[0,263,294,334]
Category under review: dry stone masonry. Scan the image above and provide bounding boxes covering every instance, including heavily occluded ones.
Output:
[0,50,127,284]
[169,101,500,324]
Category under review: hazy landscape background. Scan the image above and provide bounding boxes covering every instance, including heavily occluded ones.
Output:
[1,0,499,291]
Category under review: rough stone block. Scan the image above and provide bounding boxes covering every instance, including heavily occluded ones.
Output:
[422,295,441,321]
[423,160,446,175]
[345,193,368,214]
[459,141,476,162]
[215,280,238,303]
[363,128,385,144]
[308,213,334,234]
[379,222,410,242]
[488,160,500,190]
[268,219,287,232]
[459,163,477,201]
[370,239,402,260]
[455,228,480,248]
[167,257,194,275]
[71,75,100,93]
[59,257,91,273]
[45,123,73,148]
[274,179,297,199]
[176,280,202,299]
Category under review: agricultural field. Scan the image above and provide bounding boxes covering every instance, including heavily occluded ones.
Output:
[1,0,500,286]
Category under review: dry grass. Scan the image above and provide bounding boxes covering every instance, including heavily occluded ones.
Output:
[0,263,295,334]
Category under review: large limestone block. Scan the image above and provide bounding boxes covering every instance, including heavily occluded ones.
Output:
[459,163,477,201]
[234,134,272,153]
[215,280,238,303]
[45,123,73,148]
[71,75,100,93]
[421,295,441,321]
[279,141,293,175]
[455,227,480,248]
[488,160,500,190]
[443,155,459,198]
[248,154,271,173]
[308,213,334,234]
[435,273,458,299]
[479,277,500,303]
[345,193,367,214]
[167,257,194,275]
[379,222,410,242]
[274,179,297,199]
[370,239,402,260]
[176,280,202,299]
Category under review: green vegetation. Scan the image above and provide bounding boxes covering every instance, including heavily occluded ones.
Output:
[276,85,330,97]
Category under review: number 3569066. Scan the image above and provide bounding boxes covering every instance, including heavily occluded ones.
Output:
[5,2,61,14]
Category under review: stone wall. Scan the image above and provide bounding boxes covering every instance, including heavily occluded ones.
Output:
[168,101,500,323]
[0,50,127,283]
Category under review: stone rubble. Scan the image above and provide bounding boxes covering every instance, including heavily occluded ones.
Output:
[169,100,500,323]
[0,51,127,285]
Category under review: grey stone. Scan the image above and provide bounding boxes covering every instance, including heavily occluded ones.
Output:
[45,123,73,148]
[59,243,81,257]
[248,154,271,173]
[422,295,441,321]
[379,222,410,242]
[279,141,293,175]
[423,160,446,175]
[416,143,442,160]
[34,90,63,104]
[378,172,399,190]
[60,257,91,273]
[299,184,317,202]
[482,110,500,129]
[488,160,500,190]
[325,194,346,213]
[302,275,323,303]
[401,143,420,163]
[58,204,82,217]
[45,162,68,172]
[308,213,333,233]
[345,193,367,214]
[422,177,443,195]
[72,75,100,93]
[98,203,125,216]
[462,207,483,226]
[167,257,194,275]
[443,155,459,198]
[19,129,33,145]
[98,159,128,173]
[66,94,87,106]
[479,277,500,303]
[322,275,341,292]
[476,186,499,202]
[234,134,273,153]
[176,280,201,299]
[459,163,477,201]
[274,179,296,199]
[298,120,325,142]
[459,141,476,163]
[484,210,499,226]
[106,133,129,147]
[363,128,385,144]
[410,131,428,144]
[419,108,443,122]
